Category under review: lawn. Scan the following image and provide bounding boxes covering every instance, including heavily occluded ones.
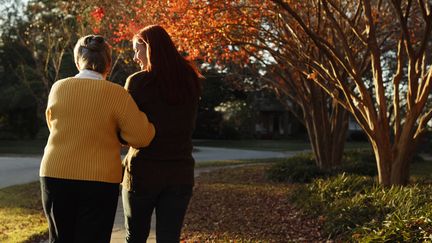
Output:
[410,157,432,179]
[194,139,371,152]
[0,182,47,243]
[0,139,46,155]
[195,157,286,168]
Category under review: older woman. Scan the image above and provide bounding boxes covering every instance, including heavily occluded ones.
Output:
[40,35,155,243]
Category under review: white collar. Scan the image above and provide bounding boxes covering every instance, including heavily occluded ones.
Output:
[75,69,104,80]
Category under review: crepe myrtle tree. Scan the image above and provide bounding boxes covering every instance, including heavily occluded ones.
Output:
[271,0,432,185]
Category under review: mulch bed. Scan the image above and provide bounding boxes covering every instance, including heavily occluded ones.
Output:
[181,165,325,242]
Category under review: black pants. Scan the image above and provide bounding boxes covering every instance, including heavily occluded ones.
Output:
[40,177,119,243]
[122,185,193,243]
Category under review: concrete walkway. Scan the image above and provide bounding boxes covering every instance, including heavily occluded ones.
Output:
[0,146,294,243]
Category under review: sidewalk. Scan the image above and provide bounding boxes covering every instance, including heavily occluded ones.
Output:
[110,196,156,242]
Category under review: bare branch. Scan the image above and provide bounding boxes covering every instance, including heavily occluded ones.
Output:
[391,0,415,57]
[327,1,368,45]
[392,37,404,145]
[415,109,432,139]
[364,0,389,126]
[418,0,428,18]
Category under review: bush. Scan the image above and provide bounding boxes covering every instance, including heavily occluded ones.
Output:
[353,185,432,242]
[267,149,424,183]
[266,153,326,183]
[290,174,375,216]
[290,174,432,241]
[266,150,377,183]
[339,150,377,176]
[219,122,242,139]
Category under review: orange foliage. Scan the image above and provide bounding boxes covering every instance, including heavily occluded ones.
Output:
[76,0,290,65]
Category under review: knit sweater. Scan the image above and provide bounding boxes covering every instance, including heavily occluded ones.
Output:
[40,77,155,183]
[122,71,198,191]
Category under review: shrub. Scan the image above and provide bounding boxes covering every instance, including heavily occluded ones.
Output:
[352,185,432,242]
[267,150,377,183]
[290,174,432,241]
[338,150,377,176]
[218,122,242,139]
[290,174,375,216]
[266,153,326,183]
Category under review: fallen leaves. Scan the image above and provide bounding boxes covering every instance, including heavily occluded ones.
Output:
[181,165,324,242]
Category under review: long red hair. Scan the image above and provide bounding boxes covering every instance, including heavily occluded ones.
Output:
[134,25,202,104]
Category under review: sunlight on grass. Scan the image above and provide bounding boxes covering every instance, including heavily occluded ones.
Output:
[193,139,311,151]
[195,158,285,168]
[0,182,48,243]
[193,139,371,152]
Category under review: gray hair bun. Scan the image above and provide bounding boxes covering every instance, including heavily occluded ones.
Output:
[82,35,106,52]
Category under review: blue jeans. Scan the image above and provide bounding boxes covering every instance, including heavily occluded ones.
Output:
[122,185,193,243]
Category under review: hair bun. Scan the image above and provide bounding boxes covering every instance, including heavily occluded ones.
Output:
[92,36,104,43]
[83,35,105,51]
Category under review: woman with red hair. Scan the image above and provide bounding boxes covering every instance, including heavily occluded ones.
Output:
[121,25,202,242]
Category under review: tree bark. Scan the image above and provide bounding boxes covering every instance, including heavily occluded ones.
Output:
[370,123,417,186]
[303,87,349,169]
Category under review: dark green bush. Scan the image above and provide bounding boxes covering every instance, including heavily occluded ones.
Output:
[266,150,377,183]
[266,153,326,183]
[352,185,432,242]
[290,174,375,216]
[338,150,377,176]
[290,174,432,242]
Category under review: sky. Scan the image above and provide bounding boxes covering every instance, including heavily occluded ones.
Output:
[0,0,28,16]
[0,0,28,29]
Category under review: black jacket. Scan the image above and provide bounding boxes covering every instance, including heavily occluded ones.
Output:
[122,71,198,191]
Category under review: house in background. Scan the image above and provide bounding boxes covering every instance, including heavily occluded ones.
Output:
[252,91,303,139]
[253,90,367,140]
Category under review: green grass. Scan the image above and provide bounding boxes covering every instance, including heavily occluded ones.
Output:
[193,139,311,151]
[0,182,48,243]
[194,139,371,152]
[410,158,432,179]
[195,157,286,168]
[0,139,46,155]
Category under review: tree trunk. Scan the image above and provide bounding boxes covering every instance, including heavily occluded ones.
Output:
[390,119,417,185]
[303,89,349,169]
[370,125,416,186]
[370,138,392,186]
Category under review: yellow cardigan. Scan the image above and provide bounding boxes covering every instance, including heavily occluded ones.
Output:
[40,77,155,183]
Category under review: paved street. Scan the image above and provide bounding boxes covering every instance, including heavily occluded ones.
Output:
[0,156,42,189]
